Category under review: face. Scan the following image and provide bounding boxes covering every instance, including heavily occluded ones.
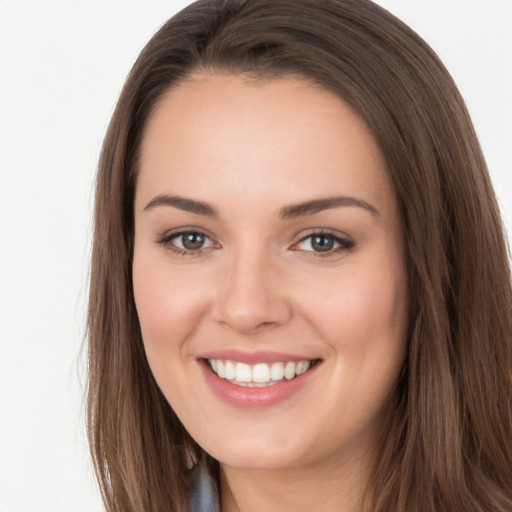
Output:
[133,74,409,473]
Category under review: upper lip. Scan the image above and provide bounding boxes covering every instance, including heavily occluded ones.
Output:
[198,349,320,365]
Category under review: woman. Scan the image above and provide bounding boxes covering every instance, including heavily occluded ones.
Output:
[86,0,512,510]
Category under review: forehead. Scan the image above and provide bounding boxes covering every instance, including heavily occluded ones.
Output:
[136,74,395,217]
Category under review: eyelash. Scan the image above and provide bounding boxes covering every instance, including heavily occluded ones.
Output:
[154,229,355,258]
[154,229,218,257]
[293,229,355,257]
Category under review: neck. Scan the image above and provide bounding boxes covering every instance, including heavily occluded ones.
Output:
[219,450,371,512]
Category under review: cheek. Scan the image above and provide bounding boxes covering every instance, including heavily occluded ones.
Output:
[299,260,408,368]
[132,253,212,357]
[296,263,408,436]
[132,253,217,421]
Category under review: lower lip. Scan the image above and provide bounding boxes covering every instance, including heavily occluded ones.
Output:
[198,360,319,408]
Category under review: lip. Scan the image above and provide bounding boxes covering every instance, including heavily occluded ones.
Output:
[197,351,321,408]
[199,349,315,365]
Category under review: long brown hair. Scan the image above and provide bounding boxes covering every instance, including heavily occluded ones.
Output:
[87,1,512,510]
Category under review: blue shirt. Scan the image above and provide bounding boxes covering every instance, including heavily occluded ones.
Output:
[189,465,219,512]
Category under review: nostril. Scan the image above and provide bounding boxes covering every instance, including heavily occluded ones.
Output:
[212,267,294,333]
[218,318,277,335]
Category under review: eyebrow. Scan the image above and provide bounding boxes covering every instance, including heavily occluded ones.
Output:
[143,194,379,218]
[143,194,218,216]
[279,196,379,219]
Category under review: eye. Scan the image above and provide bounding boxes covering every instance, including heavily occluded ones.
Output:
[294,231,354,255]
[156,229,217,255]
[174,232,212,250]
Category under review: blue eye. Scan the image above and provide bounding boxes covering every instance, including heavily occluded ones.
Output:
[308,234,336,252]
[175,232,210,250]
[157,230,216,254]
[296,232,353,254]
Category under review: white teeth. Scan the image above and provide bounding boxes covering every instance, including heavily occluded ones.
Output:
[296,361,310,376]
[270,362,285,381]
[284,361,296,380]
[235,362,252,382]
[225,360,236,380]
[253,363,270,383]
[208,359,314,385]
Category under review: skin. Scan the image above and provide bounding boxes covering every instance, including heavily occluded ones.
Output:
[132,74,409,512]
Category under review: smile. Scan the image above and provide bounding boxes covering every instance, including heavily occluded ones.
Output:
[198,351,321,407]
[207,359,315,387]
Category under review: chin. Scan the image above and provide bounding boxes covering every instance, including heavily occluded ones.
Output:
[195,424,312,471]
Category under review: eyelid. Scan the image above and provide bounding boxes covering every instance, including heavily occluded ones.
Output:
[153,226,353,257]
[154,227,221,256]
[290,228,355,256]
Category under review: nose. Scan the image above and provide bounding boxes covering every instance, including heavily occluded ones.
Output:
[212,249,293,335]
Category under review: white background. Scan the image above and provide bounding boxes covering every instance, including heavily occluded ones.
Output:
[0,1,510,511]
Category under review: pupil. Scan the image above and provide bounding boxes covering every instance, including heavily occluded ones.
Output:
[182,233,204,250]
[312,235,334,252]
